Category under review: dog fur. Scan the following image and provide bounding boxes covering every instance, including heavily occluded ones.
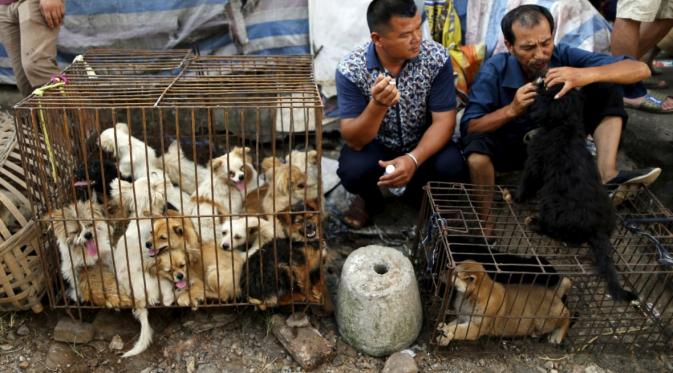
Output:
[514,84,636,302]
[78,265,133,308]
[240,200,325,309]
[99,122,161,180]
[436,261,571,345]
[189,146,249,244]
[45,198,114,301]
[160,141,209,195]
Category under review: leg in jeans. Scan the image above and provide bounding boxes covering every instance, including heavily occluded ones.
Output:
[337,141,390,213]
[0,2,32,97]
[18,0,60,95]
[404,140,466,204]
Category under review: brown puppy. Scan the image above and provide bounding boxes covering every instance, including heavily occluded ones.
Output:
[149,248,215,309]
[436,260,571,346]
[260,156,312,214]
[146,210,254,303]
[78,265,133,308]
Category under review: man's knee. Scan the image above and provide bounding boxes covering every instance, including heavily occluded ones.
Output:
[467,153,493,173]
[432,144,466,180]
[337,148,382,190]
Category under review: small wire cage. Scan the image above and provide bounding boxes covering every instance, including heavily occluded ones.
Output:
[415,181,673,352]
[13,49,325,312]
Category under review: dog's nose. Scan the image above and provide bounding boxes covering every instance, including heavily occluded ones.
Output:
[221,242,230,250]
[237,174,245,181]
[84,232,93,240]
[176,273,184,281]
[145,241,152,249]
[306,223,316,232]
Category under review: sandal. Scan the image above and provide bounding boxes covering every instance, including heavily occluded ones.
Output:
[342,195,370,229]
[624,92,673,114]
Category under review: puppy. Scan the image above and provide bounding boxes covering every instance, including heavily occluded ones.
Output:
[515,84,636,302]
[45,198,113,301]
[149,247,214,309]
[78,265,133,308]
[160,140,209,195]
[220,215,277,251]
[99,122,161,180]
[285,149,325,216]
[436,261,571,346]
[241,200,325,309]
[189,147,249,243]
[73,158,131,203]
[260,156,313,215]
[147,210,254,303]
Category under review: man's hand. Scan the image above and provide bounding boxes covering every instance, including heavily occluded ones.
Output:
[40,0,64,29]
[507,82,537,118]
[377,155,416,188]
[544,67,593,99]
[371,74,401,108]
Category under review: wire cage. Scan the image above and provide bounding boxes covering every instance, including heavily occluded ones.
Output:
[13,49,326,312]
[415,181,673,352]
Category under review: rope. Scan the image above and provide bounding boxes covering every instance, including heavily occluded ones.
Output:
[32,74,68,181]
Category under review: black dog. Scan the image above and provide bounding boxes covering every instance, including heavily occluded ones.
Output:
[514,83,636,302]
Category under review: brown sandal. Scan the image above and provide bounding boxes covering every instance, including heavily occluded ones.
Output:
[342,196,370,229]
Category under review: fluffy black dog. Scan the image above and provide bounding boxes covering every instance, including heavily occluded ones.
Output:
[73,158,130,202]
[514,83,636,302]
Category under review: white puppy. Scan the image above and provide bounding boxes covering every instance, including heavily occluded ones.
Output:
[160,140,209,195]
[45,198,113,301]
[99,122,161,180]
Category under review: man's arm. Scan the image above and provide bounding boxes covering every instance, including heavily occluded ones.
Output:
[377,109,456,187]
[465,81,538,135]
[338,73,400,151]
[546,46,651,98]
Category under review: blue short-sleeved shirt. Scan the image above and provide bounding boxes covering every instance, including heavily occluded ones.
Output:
[336,40,456,153]
[460,43,645,136]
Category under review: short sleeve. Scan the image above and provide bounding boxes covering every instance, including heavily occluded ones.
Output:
[336,70,368,119]
[460,63,500,136]
[428,58,457,112]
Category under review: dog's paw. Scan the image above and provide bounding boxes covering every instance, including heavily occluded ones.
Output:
[177,293,191,307]
[501,188,513,203]
[436,322,455,346]
[548,329,564,345]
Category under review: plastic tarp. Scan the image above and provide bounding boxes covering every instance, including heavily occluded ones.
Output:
[0,0,310,85]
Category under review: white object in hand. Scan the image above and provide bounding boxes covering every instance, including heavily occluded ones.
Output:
[384,164,405,197]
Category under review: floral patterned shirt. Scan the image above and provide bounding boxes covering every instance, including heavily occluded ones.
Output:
[336,40,456,153]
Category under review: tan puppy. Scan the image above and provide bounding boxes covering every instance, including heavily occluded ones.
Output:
[260,156,312,214]
[78,265,133,308]
[146,209,255,303]
[436,260,571,346]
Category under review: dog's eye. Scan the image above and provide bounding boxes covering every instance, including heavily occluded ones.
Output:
[222,230,228,236]
[229,171,235,178]
[297,183,305,189]
[179,263,185,268]
[234,235,242,240]
[239,166,245,171]
[160,235,167,240]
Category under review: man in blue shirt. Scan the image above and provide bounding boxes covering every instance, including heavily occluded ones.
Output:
[335,0,465,229]
[461,5,661,234]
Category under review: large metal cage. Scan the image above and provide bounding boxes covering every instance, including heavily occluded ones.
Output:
[415,181,673,352]
[13,49,325,312]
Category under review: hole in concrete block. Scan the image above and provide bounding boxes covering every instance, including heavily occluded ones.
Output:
[374,263,389,275]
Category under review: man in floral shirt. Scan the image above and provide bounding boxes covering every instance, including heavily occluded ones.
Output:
[336,0,465,228]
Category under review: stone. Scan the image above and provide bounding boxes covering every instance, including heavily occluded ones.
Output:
[53,319,95,344]
[18,361,29,369]
[16,325,29,336]
[196,363,220,373]
[382,351,418,373]
[109,335,124,351]
[45,342,89,372]
[92,311,138,341]
[336,245,422,357]
[271,314,334,371]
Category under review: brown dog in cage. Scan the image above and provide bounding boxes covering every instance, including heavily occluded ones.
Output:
[240,199,325,309]
[514,83,636,302]
[436,261,571,346]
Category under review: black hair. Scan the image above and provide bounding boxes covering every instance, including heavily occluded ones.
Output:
[501,5,555,44]
[366,0,417,33]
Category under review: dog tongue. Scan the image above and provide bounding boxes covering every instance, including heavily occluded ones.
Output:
[86,240,98,256]
[235,180,246,192]
[176,280,187,289]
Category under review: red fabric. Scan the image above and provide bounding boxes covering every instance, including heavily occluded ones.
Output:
[0,0,18,5]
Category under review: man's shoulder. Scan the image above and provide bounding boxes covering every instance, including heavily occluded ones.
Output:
[337,42,370,78]
[418,40,449,66]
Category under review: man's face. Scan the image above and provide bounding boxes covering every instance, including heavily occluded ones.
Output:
[372,11,423,61]
[506,19,554,79]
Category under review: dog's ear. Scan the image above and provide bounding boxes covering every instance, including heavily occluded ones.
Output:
[186,248,201,264]
[114,122,129,133]
[247,225,260,239]
[211,158,224,173]
[261,156,280,173]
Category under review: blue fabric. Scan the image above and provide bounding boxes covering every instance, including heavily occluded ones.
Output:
[336,40,456,153]
[461,43,645,135]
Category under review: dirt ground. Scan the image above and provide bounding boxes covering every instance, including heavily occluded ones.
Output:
[1,208,673,373]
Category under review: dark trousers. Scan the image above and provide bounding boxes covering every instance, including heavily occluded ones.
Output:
[337,140,467,210]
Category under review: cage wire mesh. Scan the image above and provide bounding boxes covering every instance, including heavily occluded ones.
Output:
[415,181,673,352]
[13,49,326,312]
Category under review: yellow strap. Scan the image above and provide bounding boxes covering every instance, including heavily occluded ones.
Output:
[32,81,65,181]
